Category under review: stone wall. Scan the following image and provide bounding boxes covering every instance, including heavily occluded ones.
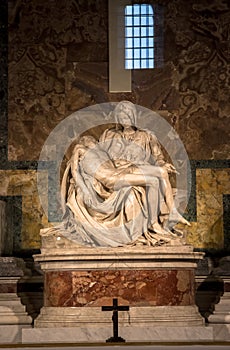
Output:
[0,0,229,254]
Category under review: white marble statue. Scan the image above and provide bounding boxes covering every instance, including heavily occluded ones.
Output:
[41,101,190,247]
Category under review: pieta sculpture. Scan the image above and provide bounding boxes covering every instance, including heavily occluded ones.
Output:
[41,101,190,247]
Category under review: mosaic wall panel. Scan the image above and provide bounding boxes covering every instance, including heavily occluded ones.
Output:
[0,0,229,253]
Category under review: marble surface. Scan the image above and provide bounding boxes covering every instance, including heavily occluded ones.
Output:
[44,269,194,307]
[34,245,202,311]
[0,325,31,344]
[210,324,230,342]
[34,245,204,270]
[23,325,214,343]
[34,304,204,328]
[34,246,204,329]
[3,346,230,350]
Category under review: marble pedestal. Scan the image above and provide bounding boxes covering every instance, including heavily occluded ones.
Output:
[26,244,214,342]
[208,290,230,342]
[208,273,230,341]
[207,257,230,341]
[209,290,230,324]
[0,257,32,343]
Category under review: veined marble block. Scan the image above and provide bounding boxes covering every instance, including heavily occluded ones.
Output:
[34,245,205,333]
[23,324,214,343]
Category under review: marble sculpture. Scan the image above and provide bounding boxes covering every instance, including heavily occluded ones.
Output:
[41,101,190,247]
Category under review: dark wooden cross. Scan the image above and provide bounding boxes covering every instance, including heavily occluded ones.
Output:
[102,298,129,343]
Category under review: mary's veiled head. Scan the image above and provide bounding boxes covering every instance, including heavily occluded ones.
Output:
[114,101,137,127]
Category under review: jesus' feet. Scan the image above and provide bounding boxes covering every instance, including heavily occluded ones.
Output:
[150,221,172,236]
[169,209,191,226]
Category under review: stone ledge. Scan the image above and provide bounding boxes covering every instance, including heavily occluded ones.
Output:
[34,245,204,270]
[22,325,214,343]
[0,257,28,277]
[209,324,230,341]
[0,325,31,344]
[34,305,204,328]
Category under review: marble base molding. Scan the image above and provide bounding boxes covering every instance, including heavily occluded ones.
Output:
[35,304,203,328]
[0,292,32,325]
[0,292,32,343]
[209,258,230,325]
[34,245,205,329]
[0,257,32,343]
[209,276,230,324]
[209,291,230,324]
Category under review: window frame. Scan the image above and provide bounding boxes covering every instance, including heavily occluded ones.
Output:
[124,3,155,70]
[108,1,164,92]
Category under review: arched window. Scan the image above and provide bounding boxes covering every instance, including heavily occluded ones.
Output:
[109,1,164,92]
[125,4,154,69]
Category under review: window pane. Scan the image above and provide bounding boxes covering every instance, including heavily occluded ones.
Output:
[148,59,154,68]
[134,60,141,68]
[125,16,132,26]
[141,49,147,58]
[148,27,154,36]
[141,37,147,47]
[148,17,154,26]
[148,38,154,47]
[133,5,140,15]
[125,60,133,69]
[141,60,147,68]
[133,38,140,48]
[134,49,140,59]
[125,6,132,15]
[133,27,140,37]
[126,27,133,37]
[125,49,134,59]
[125,49,133,59]
[141,27,147,37]
[140,5,147,15]
[126,38,133,48]
[148,5,154,15]
[148,48,154,58]
[141,16,147,25]
[133,16,140,26]
[144,4,153,15]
